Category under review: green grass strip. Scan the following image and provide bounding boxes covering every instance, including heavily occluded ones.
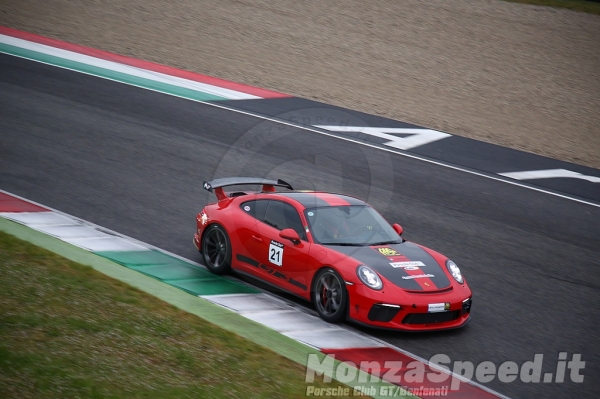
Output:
[0,217,411,398]
[0,43,229,102]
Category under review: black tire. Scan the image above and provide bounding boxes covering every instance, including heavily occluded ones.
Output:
[201,224,232,275]
[312,268,348,323]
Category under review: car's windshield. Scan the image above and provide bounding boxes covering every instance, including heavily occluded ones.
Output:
[304,205,400,246]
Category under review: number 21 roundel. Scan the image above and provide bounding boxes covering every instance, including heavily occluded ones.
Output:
[269,240,284,267]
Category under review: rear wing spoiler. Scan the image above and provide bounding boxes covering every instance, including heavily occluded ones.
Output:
[203,177,293,201]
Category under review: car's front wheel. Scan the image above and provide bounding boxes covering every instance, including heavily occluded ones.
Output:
[201,224,231,275]
[312,268,348,323]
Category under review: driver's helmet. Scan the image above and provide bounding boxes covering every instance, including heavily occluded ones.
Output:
[318,211,349,240]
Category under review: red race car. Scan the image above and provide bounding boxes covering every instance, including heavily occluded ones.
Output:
[194,177,472,331]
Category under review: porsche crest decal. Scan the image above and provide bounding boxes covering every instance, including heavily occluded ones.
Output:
[377,247,399,256]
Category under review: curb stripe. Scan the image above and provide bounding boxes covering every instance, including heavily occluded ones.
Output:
[0,192,49,212]
[0,209,257,296]
[201,293,385,350]
[0,34,256,100]
[0,26,290,99]
[0,40,232,102]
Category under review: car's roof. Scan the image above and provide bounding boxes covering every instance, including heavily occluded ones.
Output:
[264,191,367,209]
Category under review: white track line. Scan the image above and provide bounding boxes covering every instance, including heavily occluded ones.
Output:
[499,168,600,183]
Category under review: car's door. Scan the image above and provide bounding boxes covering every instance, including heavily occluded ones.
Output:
[249,200,311,296]
[231,198,269,275]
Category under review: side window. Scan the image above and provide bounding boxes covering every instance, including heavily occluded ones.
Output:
[240,200,269,221]
[264,201,307,241]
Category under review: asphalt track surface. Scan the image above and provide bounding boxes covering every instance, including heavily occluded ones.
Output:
[1,54,599,399]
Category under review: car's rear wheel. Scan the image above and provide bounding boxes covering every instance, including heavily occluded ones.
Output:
[202,224,231,275]
[312,268,348,323]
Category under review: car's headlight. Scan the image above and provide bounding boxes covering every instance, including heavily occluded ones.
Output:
[356,265,383,290]
[446,260,464,284]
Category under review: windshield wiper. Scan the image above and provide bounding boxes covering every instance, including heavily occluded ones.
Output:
[369,240,401,246]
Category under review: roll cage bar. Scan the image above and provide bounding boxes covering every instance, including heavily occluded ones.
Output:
[203,177,293,201]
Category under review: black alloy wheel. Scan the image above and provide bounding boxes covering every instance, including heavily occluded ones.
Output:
[202,224,232,274]
[313,268,348,323]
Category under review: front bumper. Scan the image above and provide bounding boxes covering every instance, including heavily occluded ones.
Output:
[346,283,472,331]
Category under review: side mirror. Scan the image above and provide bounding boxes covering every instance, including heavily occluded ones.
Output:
[392,223,404,236]
[279,228,301,244]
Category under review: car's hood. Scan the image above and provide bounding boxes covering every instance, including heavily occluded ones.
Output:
[325,241,451,292]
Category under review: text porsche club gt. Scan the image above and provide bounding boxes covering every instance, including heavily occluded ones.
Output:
[194,177,472,331]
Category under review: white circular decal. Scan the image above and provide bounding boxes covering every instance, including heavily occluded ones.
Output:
[244,205,251,211]
[308,211,314,216]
